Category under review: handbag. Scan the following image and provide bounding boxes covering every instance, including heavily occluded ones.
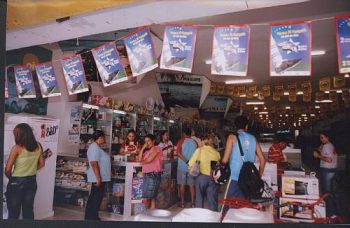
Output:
[189,149,201,177]
[236,133,264,200]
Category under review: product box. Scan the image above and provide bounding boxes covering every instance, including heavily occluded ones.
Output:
[279,197,326,223]
[107,203,124,215]
[282,175,319,199]
[113,183,125,197]
[255,162,277,191]
[132,177,143,200]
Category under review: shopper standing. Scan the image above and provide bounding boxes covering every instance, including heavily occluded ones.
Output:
[176,127,197,208]
[221,116,265,210]
[158,131,174,159]
[138,134,163,209]
[85,130,111,220]
[119,129,141,155]
[268,140,288,163]
[5,123,45,219]
[189,134,221,211]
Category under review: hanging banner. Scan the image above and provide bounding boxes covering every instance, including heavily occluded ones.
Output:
[303,93,312,102]
[233,86,239,97]
[301,80,312,94]
[272,92,281,101]
[315,91,324,101]
[319,77,331,92]
[216,84,225,95]
[5,66,9,98]
[14,65,36,98]
[211,25,250,76]
[257,91,265,100]
[270,22,311,76]
[61,55,89,95]
[260,85,271,97]
[123,27,158,76]
[91,42,128,86]
[333,76,346,88]
[160,25,197,73]
[246,85,256,98]
[238,86,246,96]
[35,62,61,98]
[288,83,297,95]
[210,83,217,94]
[225,85,234,96]
[336,16,350,73]
[274,84,284,96]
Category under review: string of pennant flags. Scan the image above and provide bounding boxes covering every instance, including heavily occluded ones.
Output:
[4,14,350,100]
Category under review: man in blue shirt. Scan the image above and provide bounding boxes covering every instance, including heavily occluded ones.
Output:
[176,127,197,208]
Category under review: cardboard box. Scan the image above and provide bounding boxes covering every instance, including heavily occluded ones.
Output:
[279,197,326,223]
[255,162,277,191]
[282,175,319,199]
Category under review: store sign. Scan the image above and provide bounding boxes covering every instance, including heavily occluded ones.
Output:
[123,27,158,77]
[14,65,36,98]
[211,25,250,76]
[270,22,312,76]
[35,62,61,98]
[61,55,89,95]
[160,25,197,73]
[92,42,127,87]
[201,95,228,112]
[336,16,350,73]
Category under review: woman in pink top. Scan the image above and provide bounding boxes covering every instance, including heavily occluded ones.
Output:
[138,134,163,209]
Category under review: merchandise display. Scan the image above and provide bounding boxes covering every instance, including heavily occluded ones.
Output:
[282,174,319,199]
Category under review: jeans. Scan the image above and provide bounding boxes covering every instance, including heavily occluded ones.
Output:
[6,175,37,219]
[195,174,219,211]
[142,172,162,199]
[320,168,338,216]
[84,182,106,220]
[222,180,245,214]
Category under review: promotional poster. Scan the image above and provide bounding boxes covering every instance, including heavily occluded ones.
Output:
[270,22,311,76]
[336,16,350,73]
[14,65,36,98]
[212,25,250,76]
[124,27,158,76]
[201,95,228,112]
[160,25,197,73]
[61,55,89,95]
[91,42,128,86]
[35,62,61,98]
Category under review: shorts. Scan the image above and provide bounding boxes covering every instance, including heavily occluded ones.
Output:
[142,172,162,199]
[177,169,195,186]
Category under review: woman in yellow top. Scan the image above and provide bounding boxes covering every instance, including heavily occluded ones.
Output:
[5,123,45,219]
[188,134,221,211]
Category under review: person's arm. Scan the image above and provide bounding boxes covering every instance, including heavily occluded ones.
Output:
[138,143,147,162]
[90,161,102,187]
[188,149,200,167]
[119,144,125,155]
[221,134,236,164]
[5,145,20,178]
[255,141,266,176]
[177,139,189,163]
[140,147,159,164]
[37,143,45,170]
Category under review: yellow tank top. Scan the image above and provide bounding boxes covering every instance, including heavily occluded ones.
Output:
[12,146,41,177]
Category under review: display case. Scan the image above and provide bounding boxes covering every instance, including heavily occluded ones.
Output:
[136,114,153,144]
[153,117,168,144]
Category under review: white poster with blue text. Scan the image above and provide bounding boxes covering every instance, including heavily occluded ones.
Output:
[92,42,128,86]
[14,65,36,98]
[124,27,158,77]
[160,25,197,73]
[212,25,250,76]
[270,22,311,76]
[336,16,350,73]
[35,62,61,98]
[61,55,89,95]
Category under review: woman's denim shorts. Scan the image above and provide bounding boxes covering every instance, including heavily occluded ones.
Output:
[142,172,162,199]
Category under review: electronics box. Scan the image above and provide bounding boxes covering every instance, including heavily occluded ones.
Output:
[255,162,277,191]
[282,175,319,199]
[279,197,326,223]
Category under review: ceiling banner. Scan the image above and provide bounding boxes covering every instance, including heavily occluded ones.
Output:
[260,85,271,97]
[336,16,350,74]
[225,85,234,96]
[123,27,158,77]
[270,21,312,76]
[201,95,228,112]
[274,84,284,96]
[35,62,61,98]
[288,82,297,95]
[210,83,217,94]
[272,92,281,101]
[246,85,256,98]
[233,86,239,97]
[14,65,36,98]
[289,93,297,102]
[216,84,225,95]
[61,55,89,95]
[238,86,246,96]
[211,25,250,76]
[160,25,197,73]
[302,92,312,102]
[319,77,331,91]
[333,75,346,88]
[301,80,312,94]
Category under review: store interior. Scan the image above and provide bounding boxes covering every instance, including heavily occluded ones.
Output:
[2,0,350,224]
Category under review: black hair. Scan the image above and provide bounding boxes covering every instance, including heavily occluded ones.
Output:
[92,130,105,141]
[13,123,38,152]
[234,115,249,130]
[145,134,155,142]
[160,131,168,142]
[319,131,330,138]
[126,129,138,144]
[182,127,192,136]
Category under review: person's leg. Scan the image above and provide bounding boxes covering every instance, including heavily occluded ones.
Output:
[320,168,330,193]
[150,199,156,209]
[207,178,219,212]
[187,175,196,206]
[6,180,23,219]
[195,175,206,208]
[21,178,37,219]
[177,169,186,207]
[84,183,105,220]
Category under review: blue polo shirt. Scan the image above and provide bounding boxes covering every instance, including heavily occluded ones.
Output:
[177,138,197,172]
[87,142,111,183]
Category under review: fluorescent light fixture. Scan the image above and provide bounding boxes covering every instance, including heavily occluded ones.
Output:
[113,110,126,115]
[205,60,212,65]
[83,104,99,110]
[259,111,268,114]
[285,114,289,117]
[310,114,315,117]
[225,79,253,84]
[264,107,267,110]
[345,74,350,78]
[285,106,291,109]
[284,92,289,95]
[311,50,326,56]
[254,107,258,110]
[246,101,264,105]
[259,115,263,117]
[315,106,320,109]
[240,94,247,97]
[336,90,342,93]
[315,99,333,103]
[324,91,330,94]
[153,117,161,121]
[168,120,175,124]
[254,93,258,97]
[301,114,307,117]
[297,91,304,95]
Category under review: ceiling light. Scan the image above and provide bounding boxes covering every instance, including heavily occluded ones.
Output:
[315,99,333,103]
[153,117,161,121]
[315,106,320,109]
[285,114,289,117]
[264,107,267,110]
[345,74,350,78]
[168,120,175,123]
[246,101,264,105]
[310,114,315,117]
[336,90,342,93]
[284,92,289,95]
[205,60,212,65]
[285,106,291,109]
[113,110,126,115]
[301,114,307,116]
[297,91,304,95]
[254,107,258,110]
[311,50,326,56]
[324,91,330,94]
[259,111,268,114]
[225,79,253,84]
[240,94,247,97]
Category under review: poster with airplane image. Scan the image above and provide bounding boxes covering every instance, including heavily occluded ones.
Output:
[61,55,89,95]
[35,62,61,98]
[91,42,127,86]
[14,65,36,98]
[123,27,158,76]
[336,16,350,73]
[160,25,197,73]
[270,22,311,76]
[212,25,250,76]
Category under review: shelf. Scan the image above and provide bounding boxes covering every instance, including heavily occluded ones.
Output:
[56,169,87,175]
[55,185,90,192]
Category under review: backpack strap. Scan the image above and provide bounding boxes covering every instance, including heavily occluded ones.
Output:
[236,133,244,157]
